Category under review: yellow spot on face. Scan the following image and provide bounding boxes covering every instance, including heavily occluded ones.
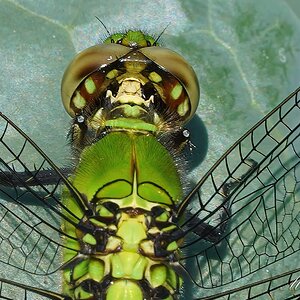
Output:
[171,83,183,100]
[106,69,119,79]
[84,77,96,94]
[177,97,189,116]
[149,71,162,83]
[124,105,141,117]
[72,91,86,109]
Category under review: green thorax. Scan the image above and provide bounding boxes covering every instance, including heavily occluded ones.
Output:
[69,131,182,212]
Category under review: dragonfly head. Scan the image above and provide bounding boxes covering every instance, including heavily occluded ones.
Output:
[61,31,199,125]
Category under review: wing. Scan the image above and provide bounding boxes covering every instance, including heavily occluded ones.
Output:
[0,112,86,295]
[198,268,300,300]
[0,278,68,300]
[176,87,300,299]
[0,87,299,300]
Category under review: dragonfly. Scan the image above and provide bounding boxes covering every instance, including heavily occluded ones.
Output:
[0,29,299,300]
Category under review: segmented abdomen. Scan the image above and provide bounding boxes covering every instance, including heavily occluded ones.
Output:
[63,132,183,299]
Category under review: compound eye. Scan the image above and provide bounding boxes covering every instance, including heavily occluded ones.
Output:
[141,47,199,124]
[61,43,129,117]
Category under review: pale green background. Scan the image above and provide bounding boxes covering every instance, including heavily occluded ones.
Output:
[0,0,299,299]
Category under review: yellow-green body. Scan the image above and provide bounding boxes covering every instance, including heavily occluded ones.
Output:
[62,132,183,299]
[59,29,199,299]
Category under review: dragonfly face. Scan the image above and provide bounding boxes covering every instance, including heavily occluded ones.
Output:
[61,30,199,121]
[0,28,299,300]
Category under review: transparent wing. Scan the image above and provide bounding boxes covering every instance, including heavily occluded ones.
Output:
[0,87,299,299]
[0,113,85,293]
[0,278,68,300]
[177,87,300,299]
[198,268,300,300]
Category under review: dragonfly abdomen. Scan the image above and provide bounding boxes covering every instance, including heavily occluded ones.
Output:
[62,131,183,299]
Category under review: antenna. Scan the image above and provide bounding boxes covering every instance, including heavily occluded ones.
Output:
[154,23,170,44]
[95,16,111,36]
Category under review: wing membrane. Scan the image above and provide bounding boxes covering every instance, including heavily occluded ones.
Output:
[197,268,300,300]
[177,87,300,298]
[0,113,82,277]
[0,277,67,300]
[0,88,299,299]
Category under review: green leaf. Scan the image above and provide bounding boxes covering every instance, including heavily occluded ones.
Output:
[0,0,299,298]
